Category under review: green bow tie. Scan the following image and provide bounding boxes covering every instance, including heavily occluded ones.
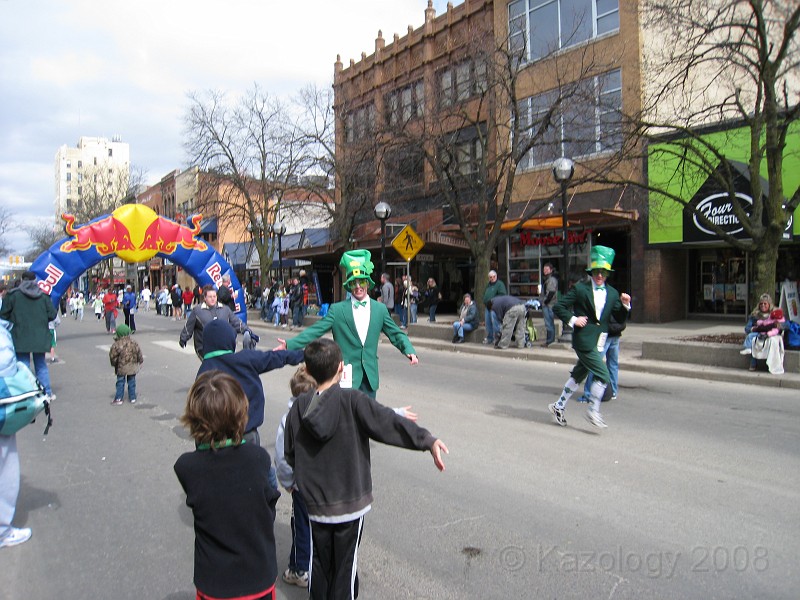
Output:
[353,300,367,308]
[594,286,605,291]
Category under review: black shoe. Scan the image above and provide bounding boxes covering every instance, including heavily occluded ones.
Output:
[452,334,460,343]
[454,337,465,344]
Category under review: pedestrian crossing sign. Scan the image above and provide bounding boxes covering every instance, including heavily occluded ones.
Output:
[391,225,424,261]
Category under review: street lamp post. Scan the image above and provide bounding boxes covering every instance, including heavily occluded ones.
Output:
[552,157,575,294]
[552,157,574,344]
[271,221,286,284]
[373,202,392,277]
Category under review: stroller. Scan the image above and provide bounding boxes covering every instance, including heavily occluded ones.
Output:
[523,299,540,348]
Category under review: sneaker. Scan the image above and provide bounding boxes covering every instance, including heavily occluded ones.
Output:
[129,398,136,404]
[748,364,756,372]
[548,403,567,426]
[46,393,56,403]
[739,348,752,355]
[610,395,618,401]
[112,399,123,406]
[585,410,608,428]
[282,568,309,587]
[0,527,32,548]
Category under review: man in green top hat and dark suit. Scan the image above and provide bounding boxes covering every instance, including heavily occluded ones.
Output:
[278,249,417,398]
[549,246,630,428]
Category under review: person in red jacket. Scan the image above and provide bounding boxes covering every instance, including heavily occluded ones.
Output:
[182,286,194,319]
[102,289,119,334]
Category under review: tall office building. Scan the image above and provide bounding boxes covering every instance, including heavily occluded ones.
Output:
[54,136,130,219]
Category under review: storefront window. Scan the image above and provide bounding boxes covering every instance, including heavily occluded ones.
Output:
[507,230,591,298]
[687,248,748,315]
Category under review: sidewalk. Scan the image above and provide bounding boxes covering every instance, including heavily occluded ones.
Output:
[247,310,800,391]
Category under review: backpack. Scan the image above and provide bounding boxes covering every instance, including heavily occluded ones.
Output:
[0,361,52,435]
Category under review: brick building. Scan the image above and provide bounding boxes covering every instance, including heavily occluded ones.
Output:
[300,0,653,315]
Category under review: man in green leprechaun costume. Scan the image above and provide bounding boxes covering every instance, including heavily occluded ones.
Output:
[279,250,417,398]
[550,245,631,428]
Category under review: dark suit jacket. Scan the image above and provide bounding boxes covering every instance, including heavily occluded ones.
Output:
[286,298,415,391]
[554,280,628,353]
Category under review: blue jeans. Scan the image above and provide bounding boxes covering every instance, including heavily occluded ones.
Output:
[452,321,475,338]
[292,304,303,327]
[743,332,759,349]
[0,434,20,541]
[542,305,555,344]
[484,308,500,342]
[396,304,407,327]
[17,352,51,396]
[115,374,136,401]
[583,336,620,399]
[428,304,438,322]
[410,303,418,323]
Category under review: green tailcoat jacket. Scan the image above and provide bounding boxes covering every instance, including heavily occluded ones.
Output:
[553,280,628,353]
[286,298,415,392]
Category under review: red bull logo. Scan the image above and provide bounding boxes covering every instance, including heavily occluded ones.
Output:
[60,214,136,256]
[60,205,207,265]
[141,214,208,254]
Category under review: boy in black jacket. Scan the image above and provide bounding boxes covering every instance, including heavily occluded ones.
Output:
[197,319,304,449]
[175,371,280,600]
[284,338,448,600]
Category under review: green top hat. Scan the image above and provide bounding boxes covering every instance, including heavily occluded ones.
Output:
[586,245,615,272]
[340,249,375,288]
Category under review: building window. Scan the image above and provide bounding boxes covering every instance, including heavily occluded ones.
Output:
[94,157,98,166]
[385,80,424,126]
[108,148,113,157]
[77,160,82,168]
[344,103,376,143]
[509,0,619,63]
[517,69,622,169]
[66,185,72,195]
[439,126,485,178]
[437,58,488,109]
[384,145,424,189]
[66,172,72,182]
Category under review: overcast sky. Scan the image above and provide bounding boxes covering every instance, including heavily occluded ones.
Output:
[0,0,457,254]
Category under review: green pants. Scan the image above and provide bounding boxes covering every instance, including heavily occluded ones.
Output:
[570,346,610,385]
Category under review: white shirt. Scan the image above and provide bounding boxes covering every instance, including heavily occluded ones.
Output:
[593,285,607,320]
[352,299,370,346]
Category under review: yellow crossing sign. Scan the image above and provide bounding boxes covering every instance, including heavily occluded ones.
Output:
[391,224,424,261]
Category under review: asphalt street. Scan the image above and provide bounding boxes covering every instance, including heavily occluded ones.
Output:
[1,310,798,599]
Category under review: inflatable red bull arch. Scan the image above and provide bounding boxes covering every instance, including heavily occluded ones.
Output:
[30,204,247,323]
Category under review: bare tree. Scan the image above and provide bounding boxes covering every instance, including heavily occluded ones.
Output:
[599,0,800,305]
[184,85,316,285]
[24,219,62,260]
[295,83,381,252]
[0,204,13,256]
